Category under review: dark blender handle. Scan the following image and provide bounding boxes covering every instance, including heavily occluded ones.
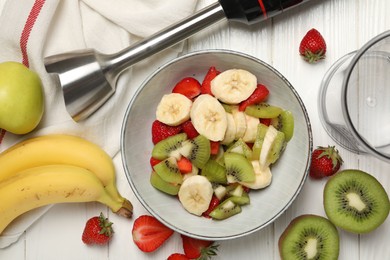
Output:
[220,0,310,24]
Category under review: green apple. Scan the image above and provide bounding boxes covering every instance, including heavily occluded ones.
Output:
[0,61,44,134]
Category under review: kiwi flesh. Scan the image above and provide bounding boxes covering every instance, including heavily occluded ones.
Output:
[152,133,187,160]
[226,138,253,160]
[278,214,339,260]
[323,169,390,234]
[266,130,286,165]
[271,110,294,142]
[244,102,283,118]
[201,159,227,184]
[252,123,268,160]
[153,157,183,185]
[150,171,180,195]
[209,199,242,220]
[180,135,210,169]
[224,152,255,183]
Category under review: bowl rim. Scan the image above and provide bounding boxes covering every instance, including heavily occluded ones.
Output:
[120,49,313,240]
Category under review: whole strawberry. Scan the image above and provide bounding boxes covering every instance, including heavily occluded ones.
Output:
[299,28,326,63]
[82,212,113,245]
[309,146,343,179]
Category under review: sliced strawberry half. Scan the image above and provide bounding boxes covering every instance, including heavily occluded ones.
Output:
[132,215,174,253]
[152,120,183,144]
[238,84,270,111]
[201,66,220,95]
[172,77,201,99]
[181,120,199,139]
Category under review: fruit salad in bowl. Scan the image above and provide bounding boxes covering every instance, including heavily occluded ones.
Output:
[121,49,312,240]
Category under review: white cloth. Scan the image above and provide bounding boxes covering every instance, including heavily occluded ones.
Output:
[0,0,197,248]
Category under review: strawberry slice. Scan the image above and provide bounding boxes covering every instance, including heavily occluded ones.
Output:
[210,141,220,155]
[172,77,201,99]
[238,84,270,111]
[181,120,199,139]
[181,235,219,259]
[150,157,162,168]
[132,215,174,253]
[201,66,220,95]
[177,157,192,174]
[167,253,190,260]
[202,195,220,218]
[260,118,271,126]
[152,120,183,144]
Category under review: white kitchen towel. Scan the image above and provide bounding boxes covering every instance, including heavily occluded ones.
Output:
[0,0,198,248]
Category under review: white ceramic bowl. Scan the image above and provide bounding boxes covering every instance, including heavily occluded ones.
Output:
[121,49,312,240]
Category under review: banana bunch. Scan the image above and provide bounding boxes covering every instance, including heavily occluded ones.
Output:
[0,134,133,235]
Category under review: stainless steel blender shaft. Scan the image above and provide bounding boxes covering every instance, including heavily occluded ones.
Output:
[44,2,226,121]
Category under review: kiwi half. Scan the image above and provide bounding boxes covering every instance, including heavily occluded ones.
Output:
[278,214,339,260]
[323,169,390,234]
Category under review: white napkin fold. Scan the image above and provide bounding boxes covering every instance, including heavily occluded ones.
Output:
[0,0,197,248]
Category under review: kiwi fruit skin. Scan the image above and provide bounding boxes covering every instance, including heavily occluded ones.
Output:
[271,110,294,142]
[324,169,390,234]
[150,171,180,195]
[252,123,268,160]
[278,214,339,260]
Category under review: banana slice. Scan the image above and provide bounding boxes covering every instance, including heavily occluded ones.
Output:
[242,115,259,143]
[240,161,272,189]
[259,125,278,168]
[156,93,192,126]
[221,113,236,145]
[178,175,213,216]
[211,69,257,104]
[232,107,247,140]
[190,94,227,141]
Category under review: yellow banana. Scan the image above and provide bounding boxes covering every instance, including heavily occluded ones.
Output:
[0,164,133,235]
[0,134,124,203]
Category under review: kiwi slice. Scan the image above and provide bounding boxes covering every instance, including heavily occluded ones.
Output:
[209,199,242,220]
[152,133,187,160]
[252,123,268,160]
[271,110,294,142]
[201,159,227,184]
[324,169,390,234]
[226,185,250,205]
[226,138,253,160]
[180,135,210,169]
[244,102,283,119]
[153,157,183,185]
[221,103,234,113]
[278,214,339,260]
[150,171,180,195]
[224,153,255,183]
[267,130,286,165]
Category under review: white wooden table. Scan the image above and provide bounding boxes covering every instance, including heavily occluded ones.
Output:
[1,0,389,259]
